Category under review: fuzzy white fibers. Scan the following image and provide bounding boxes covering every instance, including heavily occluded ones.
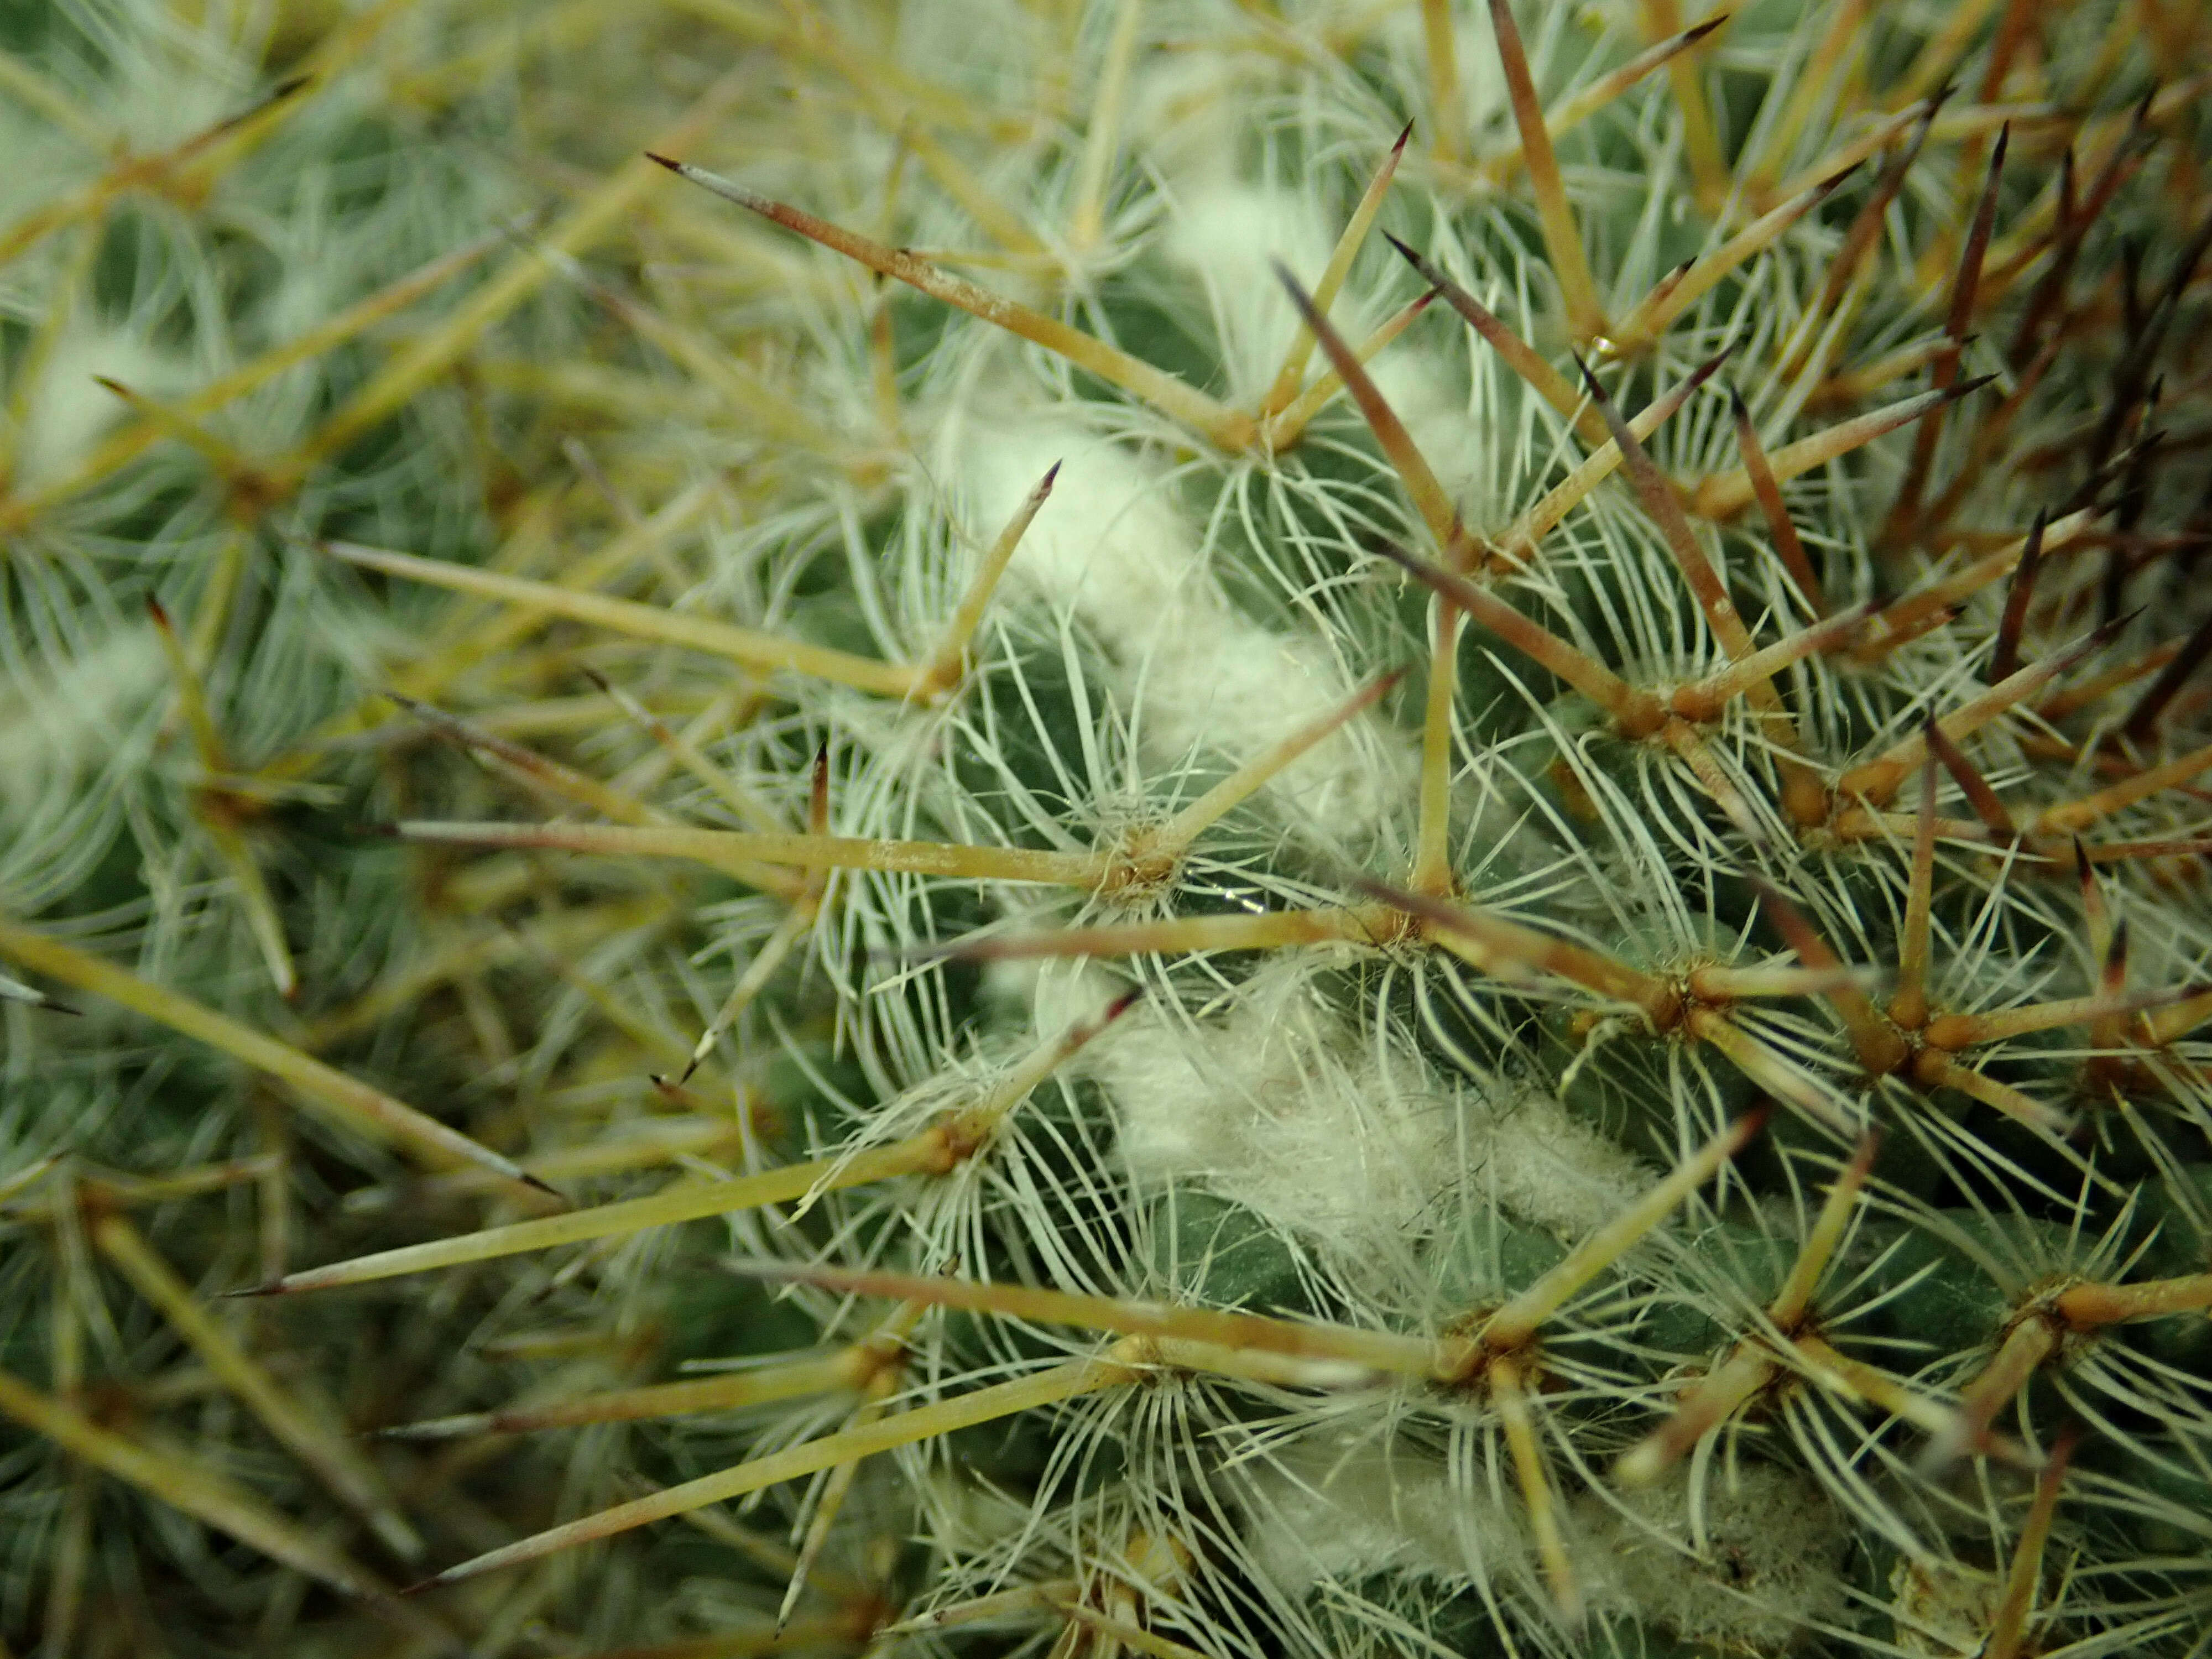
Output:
[889,0,1046,105]
[1574,1464,1850,1649]
[1160,181,1341,405]
[1120,39,1255,202]
[1244,1433,1527,1592]
[1249,1440,1848,1653]
[1152,176,1493,514]
[984,952,1121,1039]
[1458,1085,1650,1241]
[1365,348,1495,521]
[945,410,1416,852]
[1086,959,1647,1263]
[1091,961,1453,1259]
[1886,1554,2002,1657]
[0,624,166,910]
[0,623,165,798]
[13,327,197,488]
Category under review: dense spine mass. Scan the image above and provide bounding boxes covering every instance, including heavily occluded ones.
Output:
[3,2,2211,1655]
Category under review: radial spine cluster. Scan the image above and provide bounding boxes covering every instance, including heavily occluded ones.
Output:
[3,2,2212,1656]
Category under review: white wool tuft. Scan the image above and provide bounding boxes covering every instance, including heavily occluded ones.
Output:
[980,950,1120,1039]
[1368,9,1511,153]
[1160,182,1344,403]
[1244,1434,1526,1593]
[1123,47,1248,199]
[1091,962,1454,1259]
[1250,1439,1848,1649]
[1886,1554,2004,1656]
[947,411,1415,851]
[1465,1088,1650,1241]
[1367,350,1493,520]
[1088,958,1647,1264]
[1574,1464,1850,1648]
[15,328,197,489]
[0,624,166,795]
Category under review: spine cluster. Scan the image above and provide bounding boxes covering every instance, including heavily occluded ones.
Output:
[1,3,2210,1656]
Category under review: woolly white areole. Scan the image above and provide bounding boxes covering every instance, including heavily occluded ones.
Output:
[946,411,1417,853]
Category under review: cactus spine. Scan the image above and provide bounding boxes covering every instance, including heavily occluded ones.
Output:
[3,3,2211,1656]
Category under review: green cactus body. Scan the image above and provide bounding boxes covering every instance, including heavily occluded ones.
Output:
[3,3,2212,1656]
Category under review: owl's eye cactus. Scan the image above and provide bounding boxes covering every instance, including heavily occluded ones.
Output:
[3,2,2211,1656]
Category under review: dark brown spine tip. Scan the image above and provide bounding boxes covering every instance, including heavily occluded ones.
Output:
[1040,460,1062,488]
[1688,341,1738,383]
[1990,507,2047,682]
[518,1173,566,1201]
[1379,239,1451,306]
[223,1279,286,1298]
[268,75,312,101]
[644,152,683,171]
[1391,118,1415,152]
[1370,537,1421,580]
[1947,373,1998,401]
[1682,14,1728,43]
[1815,160,1864,194]
[2124,608,2212,741]
[2088,608,2140,651]
[144,595,172,628]
[1725,382,1750,421]
[1101,987,1147,1022]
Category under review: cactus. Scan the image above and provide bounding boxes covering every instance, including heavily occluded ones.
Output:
[3,2,2211,1655]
